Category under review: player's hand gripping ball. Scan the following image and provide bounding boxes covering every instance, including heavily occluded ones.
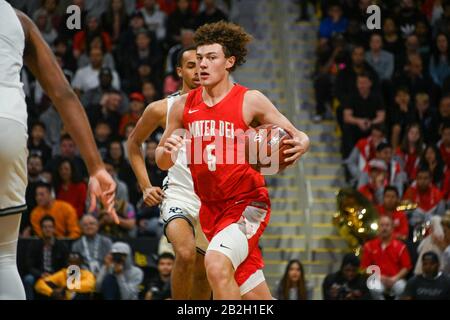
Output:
[245,124,294,174]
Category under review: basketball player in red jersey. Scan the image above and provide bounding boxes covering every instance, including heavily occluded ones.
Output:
[156,21,310,299]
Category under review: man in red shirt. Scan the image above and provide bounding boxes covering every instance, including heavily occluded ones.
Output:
[361,215,412,299]
[358,159,387,205]
[403,167,446,226]
[377,186,409,241]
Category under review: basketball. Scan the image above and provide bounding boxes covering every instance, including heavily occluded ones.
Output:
[245,124,294,173]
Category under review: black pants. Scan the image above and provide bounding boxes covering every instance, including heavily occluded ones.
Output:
[314,73,334,116]
[101,274,121,300]
[341,122,370,159]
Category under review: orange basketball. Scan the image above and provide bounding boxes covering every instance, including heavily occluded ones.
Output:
[245,124,294,174]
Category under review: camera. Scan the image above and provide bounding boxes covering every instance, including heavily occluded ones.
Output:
[336,284,352,299]
[112,252,126,264]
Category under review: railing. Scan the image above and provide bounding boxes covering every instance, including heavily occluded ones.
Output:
[269,0,314,266]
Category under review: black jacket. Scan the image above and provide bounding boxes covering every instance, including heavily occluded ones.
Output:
[25,239,69,278]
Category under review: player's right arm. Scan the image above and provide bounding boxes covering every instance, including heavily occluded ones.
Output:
[127,99,167,206]
[155,95,187,170]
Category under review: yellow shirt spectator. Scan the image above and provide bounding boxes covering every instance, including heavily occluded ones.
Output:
[35,268,95,300]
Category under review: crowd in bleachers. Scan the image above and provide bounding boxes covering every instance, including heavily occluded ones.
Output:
[308,0,450,299]
[8,0,230,300]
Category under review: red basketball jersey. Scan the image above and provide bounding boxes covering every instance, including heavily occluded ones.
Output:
[182,83,266,202]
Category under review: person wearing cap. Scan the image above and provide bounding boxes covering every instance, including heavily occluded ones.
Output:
[119,92,146,136]
[322,253,371,300]
[358,142,406,197]
[402,251,450,299]
[361,215,412,299]
[403,167,446,227]
[96,242,143,300]
[358,159,387,205]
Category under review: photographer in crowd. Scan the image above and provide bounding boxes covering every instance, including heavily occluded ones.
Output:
[322,253,371,300]
[96,242,143,300]
[144,252,174,300]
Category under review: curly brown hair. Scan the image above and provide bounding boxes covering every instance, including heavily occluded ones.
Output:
[194,21,252,72]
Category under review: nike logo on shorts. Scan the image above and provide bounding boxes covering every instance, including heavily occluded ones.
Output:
[220,243,231,250]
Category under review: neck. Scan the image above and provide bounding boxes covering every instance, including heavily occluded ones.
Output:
[161,274,170,282]
[203,79,234,105]
[180,82,194,95]
[353,64,364,73]
[372,48,381,55]
[42,200,53,210]
[43,236,53,243]
[381,235,392,244]
[384,206,395,213]
[360,90,370,99]
[85,234,96,240]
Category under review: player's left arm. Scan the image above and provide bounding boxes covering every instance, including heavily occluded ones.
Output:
[244,90,310,164]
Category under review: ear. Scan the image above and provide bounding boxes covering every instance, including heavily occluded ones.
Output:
[225,56,236,70]
[176,66,182,78]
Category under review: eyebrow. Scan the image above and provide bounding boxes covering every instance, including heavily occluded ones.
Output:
[196,52,219,56]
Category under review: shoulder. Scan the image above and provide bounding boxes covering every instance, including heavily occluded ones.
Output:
[71,238,82,247]
[406,275,420,285]
[58,200,76,212]
[145,98,168,117]
[76,182,87,190]
[243,90,273,109]
[393,239,407,250]
[14,9,31,41]
[441,274,450,283]
[101,235,113,245]
[364,238,378,249]
[172,92,189,110]
[244,89,265,101]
